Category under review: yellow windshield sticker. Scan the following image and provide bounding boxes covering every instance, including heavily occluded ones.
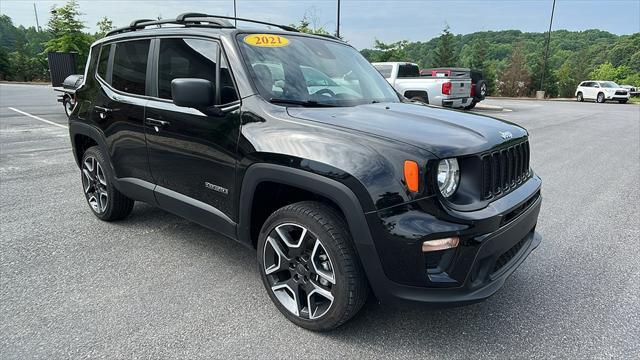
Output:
[244,34,290,47]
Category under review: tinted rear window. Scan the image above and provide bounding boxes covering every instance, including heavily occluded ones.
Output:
[397,64,420,78]
[112,40,150,95]
[97,44,110,81]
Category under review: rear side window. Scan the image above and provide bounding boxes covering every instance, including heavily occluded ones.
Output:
[112,40,150,95]
[397,64,420,78]
[97,44,110,81]
[374,65,392,78]
[158,38,218,100]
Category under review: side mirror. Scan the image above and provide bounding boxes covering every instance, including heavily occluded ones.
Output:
[171,78,215,109]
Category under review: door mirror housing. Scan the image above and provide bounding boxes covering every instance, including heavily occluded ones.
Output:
[171,78,215,109]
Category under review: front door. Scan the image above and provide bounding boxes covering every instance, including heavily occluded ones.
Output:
[144,37,241,233]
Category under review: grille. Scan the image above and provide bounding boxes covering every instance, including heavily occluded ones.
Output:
[480,140,530,200]
[492,235,528,274]
[615,90,628,95]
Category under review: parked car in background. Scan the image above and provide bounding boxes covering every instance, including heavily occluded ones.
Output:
[372,62,473,109]
[575,80,630,103]
[619,84,639,97]
[421,67,486,110]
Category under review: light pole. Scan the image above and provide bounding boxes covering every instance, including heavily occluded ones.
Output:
[336,0,341,38]
[540,0,556,92]
[233,0,237,26]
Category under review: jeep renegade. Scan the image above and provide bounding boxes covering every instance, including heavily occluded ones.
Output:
[69,13,542,331]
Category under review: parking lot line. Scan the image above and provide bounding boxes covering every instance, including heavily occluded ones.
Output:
[7,107,68,129]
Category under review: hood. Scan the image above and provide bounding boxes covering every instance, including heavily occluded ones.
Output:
[286,102,527,158]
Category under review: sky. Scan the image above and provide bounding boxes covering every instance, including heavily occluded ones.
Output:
[1,0,639,49]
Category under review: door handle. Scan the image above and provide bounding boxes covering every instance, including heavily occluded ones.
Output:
[145,117,170,131]
[94,106,113,120]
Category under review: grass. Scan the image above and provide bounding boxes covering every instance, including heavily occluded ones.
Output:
[629,97,640,105]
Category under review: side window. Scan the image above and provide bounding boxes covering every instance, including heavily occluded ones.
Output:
[219,54,239,104]
[397,64,420,78]
[97,44,110,81]
[158,38,218,100]
[112,39,150,95]
[373,65,392,78]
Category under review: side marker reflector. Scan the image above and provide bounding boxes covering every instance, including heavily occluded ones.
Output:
[404,160,420,192]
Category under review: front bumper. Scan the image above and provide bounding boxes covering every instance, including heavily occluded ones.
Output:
[359,176,542,306]
[605,94,629,100]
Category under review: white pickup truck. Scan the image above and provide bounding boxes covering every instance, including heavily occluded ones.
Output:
[372,62,473,109]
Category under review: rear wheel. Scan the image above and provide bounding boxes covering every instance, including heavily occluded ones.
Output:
[63,96,75,117]
[257,201,368,331]
[411,95,429,104]
[81,146,134,221]
[576,92,584,102]
[596,92,605,103]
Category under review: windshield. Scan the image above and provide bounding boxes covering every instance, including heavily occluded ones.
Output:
[600,81,619,88]
[237,33,400,106]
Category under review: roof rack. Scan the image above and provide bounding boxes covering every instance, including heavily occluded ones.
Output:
[105,13,298,37]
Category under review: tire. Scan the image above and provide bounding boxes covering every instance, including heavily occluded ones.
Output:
[257,201,368,331]
[576,92,584,102]
[411,95,429,104]
[464,101,477,110]
[80,146,134,221]
[475,80,487,100]
[619,100,628,104]
[63,96,74,118]
[596,92,605,103]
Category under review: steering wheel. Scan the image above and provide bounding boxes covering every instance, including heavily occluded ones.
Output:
[313,88,336,98]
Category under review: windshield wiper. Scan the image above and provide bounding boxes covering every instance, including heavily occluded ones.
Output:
[269,98,337,107]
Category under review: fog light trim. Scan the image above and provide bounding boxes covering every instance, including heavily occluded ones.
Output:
[422,237,460,252]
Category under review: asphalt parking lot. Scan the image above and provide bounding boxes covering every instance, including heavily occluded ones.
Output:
[1,83,639,359]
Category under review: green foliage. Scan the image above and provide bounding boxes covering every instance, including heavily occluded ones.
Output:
[0,46,10,79]
[289,16,329,35]
[44,0,92,71]
[95,17,115,39]
[432,25,457,67]
[371,40,409,62]
[361,28,640,97]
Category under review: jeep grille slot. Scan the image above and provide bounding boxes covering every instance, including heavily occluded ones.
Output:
[481,140,530,200]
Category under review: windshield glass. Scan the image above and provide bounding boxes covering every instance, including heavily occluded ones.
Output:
[600,81,619,88]
[237,33,400,106]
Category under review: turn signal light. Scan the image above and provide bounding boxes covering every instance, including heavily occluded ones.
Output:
[403,160,420,192]
[422,237,460,252]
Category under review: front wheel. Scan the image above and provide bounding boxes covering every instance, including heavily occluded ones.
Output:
[257,201,368,331]
[619,100,628,104]
[81,146,134,221]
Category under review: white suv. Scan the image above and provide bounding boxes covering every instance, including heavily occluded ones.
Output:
[575,81,630,104]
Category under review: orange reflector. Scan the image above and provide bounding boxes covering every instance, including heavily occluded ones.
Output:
[404,160,420,192]
[422,237,460,252]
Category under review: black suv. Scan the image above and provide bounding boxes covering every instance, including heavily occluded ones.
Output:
[69,14,542,331]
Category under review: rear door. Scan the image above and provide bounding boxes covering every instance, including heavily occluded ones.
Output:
[144,37,241,234]
[92,39,153,184]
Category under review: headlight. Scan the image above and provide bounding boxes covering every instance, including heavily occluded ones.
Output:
[437,158,460,197]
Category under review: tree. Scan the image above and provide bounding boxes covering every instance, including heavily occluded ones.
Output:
[432,25,457,67]
[469,38,489,70]
[498,43,530,97]
[371,39,409,62]
[589,62,631,83]
[290,9,330,35]
[44,0,93,71]
[0,46,10,79]
[95,17,114,39]
[556,60,576,98]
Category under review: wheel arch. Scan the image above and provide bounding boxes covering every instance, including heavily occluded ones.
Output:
[237,163,375,249]
[404,90,429,101]
[69,122,115,177]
